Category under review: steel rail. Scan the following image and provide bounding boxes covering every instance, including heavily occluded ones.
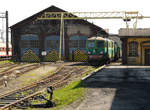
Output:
[0,65,75,110]
[0,64,64,99]
[0,64,95,110]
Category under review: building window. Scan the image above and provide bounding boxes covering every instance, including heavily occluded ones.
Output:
[69,40,78,48]
[46,40,59,49]
[21,40,29,48]
[30,40,39,48]
[69,40,86,48]
[79,40,86,48]
[21,40,39,48]
[129,41,138,57]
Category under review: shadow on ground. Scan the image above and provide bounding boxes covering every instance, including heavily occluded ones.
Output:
[75,66,150,110]
[69,62,90,66]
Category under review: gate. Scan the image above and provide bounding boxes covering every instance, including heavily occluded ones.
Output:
[69,35,88,62]
[44,35,60,61]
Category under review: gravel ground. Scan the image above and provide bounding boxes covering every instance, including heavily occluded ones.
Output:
[66,63,150,110]
[0,64,57,94]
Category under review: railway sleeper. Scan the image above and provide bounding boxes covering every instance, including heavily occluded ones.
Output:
[0,66,76,109]
[14,101,30,109]
[0,97,24,100]
[0,104,10,107]
[0,100,16,103]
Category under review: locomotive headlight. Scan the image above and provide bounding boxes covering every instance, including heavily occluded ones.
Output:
[100,51,103,54]
[88,51,91,54]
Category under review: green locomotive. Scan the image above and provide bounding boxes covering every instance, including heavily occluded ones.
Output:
[86,36,120,65]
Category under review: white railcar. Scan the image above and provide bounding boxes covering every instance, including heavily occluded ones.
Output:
[0,42,12,57]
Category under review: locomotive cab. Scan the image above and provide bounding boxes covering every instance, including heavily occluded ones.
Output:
[86,37,107,64]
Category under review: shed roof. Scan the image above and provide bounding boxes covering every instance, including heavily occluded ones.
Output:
[10,5,108,35]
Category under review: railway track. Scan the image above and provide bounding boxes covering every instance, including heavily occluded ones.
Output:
[0,64,19,72]
[0,64,90,110]
[0,63,42,87]
[0,57,11,61]
[0,61,16,69]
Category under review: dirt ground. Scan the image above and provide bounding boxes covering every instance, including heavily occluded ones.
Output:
[64,63,150,110]
[0,64,57,94]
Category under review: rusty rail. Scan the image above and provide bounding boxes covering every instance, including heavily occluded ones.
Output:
[0,64,64,99]
[0,64,92,110]
[0,65,74,110]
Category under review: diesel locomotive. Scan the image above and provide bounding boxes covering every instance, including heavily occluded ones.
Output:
[86,36,120,65]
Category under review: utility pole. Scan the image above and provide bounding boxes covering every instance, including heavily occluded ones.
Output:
[6,11,9,56]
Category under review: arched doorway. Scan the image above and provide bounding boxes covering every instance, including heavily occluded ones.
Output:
[20,34,39,56]
[69,35,88,61]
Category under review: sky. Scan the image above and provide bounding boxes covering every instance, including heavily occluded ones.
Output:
[0,0,150,34]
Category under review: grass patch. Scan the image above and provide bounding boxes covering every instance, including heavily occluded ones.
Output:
[0,60,14,64]
[24,66,99,110]
[53,80,84,109]
[29,80,85,110]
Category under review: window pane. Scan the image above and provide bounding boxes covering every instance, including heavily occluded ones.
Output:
[46,40,59,49]
[21,40,29,48]
[129,42,138,56]
[30,40,39,48]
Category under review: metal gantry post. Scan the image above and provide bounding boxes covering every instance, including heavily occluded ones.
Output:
[62,19,65,60]
[59,13,64,60]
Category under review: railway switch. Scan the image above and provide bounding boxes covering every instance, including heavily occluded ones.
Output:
[37,86,55,107]
[46,86,55,107]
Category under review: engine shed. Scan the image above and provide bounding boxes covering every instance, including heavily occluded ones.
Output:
[119,28,150,65]
[10,5,108,62]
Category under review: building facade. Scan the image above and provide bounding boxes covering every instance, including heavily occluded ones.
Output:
[119,28,150,65]
[10,6,108,61]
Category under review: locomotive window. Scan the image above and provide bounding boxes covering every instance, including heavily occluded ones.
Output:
[108,42,110,47]
[87,41,95,48]
[129,41,138,56]
[97,41,104,48]
[110,42,113,48]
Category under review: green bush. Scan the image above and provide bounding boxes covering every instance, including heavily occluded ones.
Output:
[21,49,40,62]
[44,50,59,62]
